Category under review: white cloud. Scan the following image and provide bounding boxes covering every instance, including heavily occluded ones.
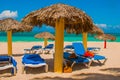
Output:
[95,23,120,33]
[0,10,18,20]
[95,23,107,28]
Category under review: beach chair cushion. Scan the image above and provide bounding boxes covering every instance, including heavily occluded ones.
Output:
[0,56,10,61]
[0,56,17,75]
[24,45,42,53]
[31,45,42,50]
[72,42,85,56]
[48,44,53,47]
[22,54,45,64]
[0,56,17,67]
[22,54,48,73]
[44,44,53,49]
[94,55,106,60]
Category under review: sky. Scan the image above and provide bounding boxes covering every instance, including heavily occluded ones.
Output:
[0,0,120,34]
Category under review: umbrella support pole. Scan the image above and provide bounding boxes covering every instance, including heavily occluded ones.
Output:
[54,18,64,73]
[7,30,12,56]
[44,38,48,47]
[82,32,87,51]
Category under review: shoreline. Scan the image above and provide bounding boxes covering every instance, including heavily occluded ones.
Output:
[0,41,119,42]
[0,35,119,42]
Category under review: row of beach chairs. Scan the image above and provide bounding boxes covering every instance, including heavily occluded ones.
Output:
[0,44,54,75]
[24,44,54,54]
[0,42,107,75]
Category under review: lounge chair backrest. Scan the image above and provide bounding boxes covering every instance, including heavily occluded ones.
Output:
[31,45,42,50]
[72,42,85,56]
[64,45,74,49]
[0,56,11,62]
[0,56,11,67]
[45,44,53,48]
[49,44,53,47]
[0,56,17,67]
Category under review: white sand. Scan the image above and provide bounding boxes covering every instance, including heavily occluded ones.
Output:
[0,42,120,80]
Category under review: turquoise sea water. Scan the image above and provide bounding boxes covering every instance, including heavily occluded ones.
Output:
[0,32,120,42]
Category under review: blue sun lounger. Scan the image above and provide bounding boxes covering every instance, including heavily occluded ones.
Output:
[72,42,107,65]
[44,44,53,49]
[43,44,54,54]
[0,56,17,75]
[64,52,92,68]
[24,45,42,53]
[64,45,100,52]
[87,47,101,51]
[64,45,74,49]
[64,45,74,53]
[22,54,48,73]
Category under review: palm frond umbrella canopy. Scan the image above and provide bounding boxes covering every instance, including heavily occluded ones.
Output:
[0,18,32,32]
[95,34,116,41]
[22,4,94,32]
[0,18,32,56]
[95,34,116,48]
[22,3,94,73]
[66,25,104,35]
[89,25,104,35]
[35,32,55,47]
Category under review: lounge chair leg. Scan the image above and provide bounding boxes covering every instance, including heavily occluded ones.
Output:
[83,59,92,68]
[11,67,16,76]
[71,61,76,68]
[45,64,48,72]
[97,60,102,64]
[39,49,43,54]
[103,58,107,64]
[97,58,107,65]
[84,61,91,68]
[87,61,92,68]
[13,67,16,75]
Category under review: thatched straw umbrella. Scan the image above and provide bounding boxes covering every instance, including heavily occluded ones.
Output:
[22,3,94,73]
[0,18,32,32]
[89,25,104,35]
[66,24,104,35]
[34,32,55,47]
[0,18,32,55]
[95,34,116,48]
[22,4,93,31]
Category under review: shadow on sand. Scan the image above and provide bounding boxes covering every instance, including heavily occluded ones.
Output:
[0,69,13,78]
[30,77,74,80]
[29,68,120,80]
[73,73,120,80]
[100,68,120,73]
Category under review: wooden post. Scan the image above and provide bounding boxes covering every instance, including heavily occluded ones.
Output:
[44,38,48,47]
[82,32,87,51]
[104,40,107,48]
[7,30,12,56]
[54,18,64,73]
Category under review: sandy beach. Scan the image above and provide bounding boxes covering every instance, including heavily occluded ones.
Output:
[0,41,120,80]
